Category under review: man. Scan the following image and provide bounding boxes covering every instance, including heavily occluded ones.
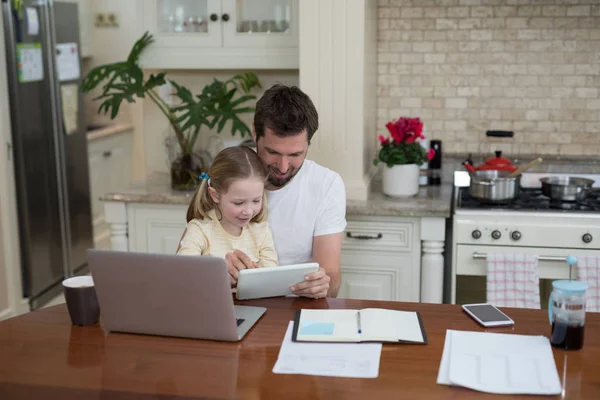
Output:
[225,84,347,299]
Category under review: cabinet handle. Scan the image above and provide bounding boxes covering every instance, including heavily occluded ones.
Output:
[102,150,112,158]
[222,13,230,22]
[346,232,383,240]
[210,13,218,22]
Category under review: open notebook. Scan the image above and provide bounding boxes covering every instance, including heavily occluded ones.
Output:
[292,309,427,344]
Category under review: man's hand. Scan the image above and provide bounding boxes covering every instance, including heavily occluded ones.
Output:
[224,250,258,287]
[290,267,330,299]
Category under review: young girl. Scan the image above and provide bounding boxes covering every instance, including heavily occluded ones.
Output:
[176,146,278,269]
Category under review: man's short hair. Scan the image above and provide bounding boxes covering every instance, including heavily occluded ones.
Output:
[253,84,319,143]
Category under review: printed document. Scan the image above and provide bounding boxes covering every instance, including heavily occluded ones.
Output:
[437,330,561,395]
[273,321,382,378]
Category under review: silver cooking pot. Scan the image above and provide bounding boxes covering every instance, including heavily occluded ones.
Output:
[469,170,520,203]
[540,176,595,202]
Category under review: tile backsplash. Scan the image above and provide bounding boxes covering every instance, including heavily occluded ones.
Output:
[377,0,600,156]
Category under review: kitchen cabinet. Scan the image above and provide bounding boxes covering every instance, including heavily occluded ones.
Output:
[128,204,187,254]
[137,0,298,69]
[88,130,133,250]
[101,202,427,303]
[339,216,421,303]
[61,0,93,58]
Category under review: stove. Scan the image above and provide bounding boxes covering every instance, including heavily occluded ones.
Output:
[450,171,600,305]
[456,187,600,213]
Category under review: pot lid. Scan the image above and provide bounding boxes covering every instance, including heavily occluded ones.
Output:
[485,151,514,167]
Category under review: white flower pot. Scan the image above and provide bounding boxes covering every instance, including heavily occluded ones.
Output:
[382,164,420,197]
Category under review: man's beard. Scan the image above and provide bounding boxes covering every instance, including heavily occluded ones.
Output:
[267,164,302,188]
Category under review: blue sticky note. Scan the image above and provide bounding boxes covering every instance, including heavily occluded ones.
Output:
[299,320,335,335]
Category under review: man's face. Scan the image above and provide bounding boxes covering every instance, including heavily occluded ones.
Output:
[253,127,309,189]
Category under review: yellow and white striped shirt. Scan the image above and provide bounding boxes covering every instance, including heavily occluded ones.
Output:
[176,209,279,267]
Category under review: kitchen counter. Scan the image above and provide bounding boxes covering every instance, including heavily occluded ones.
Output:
[101,173,453,218]
[86,123,133,142]
[348,181,452,218]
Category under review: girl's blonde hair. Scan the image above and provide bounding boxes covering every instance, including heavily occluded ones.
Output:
[186,146,268,223]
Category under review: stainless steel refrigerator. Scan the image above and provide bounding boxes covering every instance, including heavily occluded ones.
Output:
[2,0,93,310]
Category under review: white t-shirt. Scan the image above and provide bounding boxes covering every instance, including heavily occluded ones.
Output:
[266,159,347,266]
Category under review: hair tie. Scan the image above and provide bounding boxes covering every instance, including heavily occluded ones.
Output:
[199,172,210,186]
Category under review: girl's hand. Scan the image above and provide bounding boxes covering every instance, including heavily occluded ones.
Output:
[290,267,330,299]
[225,250,257,286]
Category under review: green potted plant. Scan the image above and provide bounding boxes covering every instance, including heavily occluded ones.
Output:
[81,32,261,190]
[374,117,435,197]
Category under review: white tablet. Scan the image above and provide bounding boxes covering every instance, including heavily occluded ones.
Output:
[236,263,319,300]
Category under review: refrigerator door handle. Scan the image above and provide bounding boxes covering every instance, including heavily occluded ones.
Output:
[38,0,73,279]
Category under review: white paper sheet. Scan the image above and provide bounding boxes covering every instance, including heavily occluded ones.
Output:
[436,330,452,385]
[56,43,80,81]
[272,321,382,378]
[26,7,39,36]
[437,330,562,395]
[60,84,79,135]
[17,43,44,83]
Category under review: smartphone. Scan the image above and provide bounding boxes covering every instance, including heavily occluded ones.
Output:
[462,303,515,327]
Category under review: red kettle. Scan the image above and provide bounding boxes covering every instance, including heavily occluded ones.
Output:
[463,151,517,173]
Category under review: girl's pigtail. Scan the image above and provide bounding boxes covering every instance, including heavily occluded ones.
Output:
[185,178,214,222]
[197,179,215,219]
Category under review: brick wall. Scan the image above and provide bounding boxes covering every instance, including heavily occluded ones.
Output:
[377,0,600,156]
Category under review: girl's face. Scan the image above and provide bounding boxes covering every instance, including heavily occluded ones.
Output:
[209,177,264,233]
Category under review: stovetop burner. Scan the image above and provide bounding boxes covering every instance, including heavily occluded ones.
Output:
[457,187,600,212]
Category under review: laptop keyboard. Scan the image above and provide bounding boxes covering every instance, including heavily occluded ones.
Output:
[236,318,245,327]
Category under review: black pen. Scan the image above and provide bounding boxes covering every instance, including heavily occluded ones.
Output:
[356,311,362,334]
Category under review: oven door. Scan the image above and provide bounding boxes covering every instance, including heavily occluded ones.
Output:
[452,245,599,303]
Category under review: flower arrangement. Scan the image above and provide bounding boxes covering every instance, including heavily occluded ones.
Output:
[374,117,435,167]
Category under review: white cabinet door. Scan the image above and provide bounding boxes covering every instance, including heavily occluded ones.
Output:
[88,131,133,250]
[147,223,188,254]
[140,0,223,49]
[137,0,298,69]
[338,264,396,301]
[221,0,298,48]
[340,251,420,302]
[129,204,188,254]
[339,216,421,302]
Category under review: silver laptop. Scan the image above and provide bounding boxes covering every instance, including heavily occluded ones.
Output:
[86,249,266,341]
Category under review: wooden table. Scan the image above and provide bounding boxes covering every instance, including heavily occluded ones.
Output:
[1,298,599,399]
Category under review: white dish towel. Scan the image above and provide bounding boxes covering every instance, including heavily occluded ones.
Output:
[577,255,600,312]
[486,253,541,309]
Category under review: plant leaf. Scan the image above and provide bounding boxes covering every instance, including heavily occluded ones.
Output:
[144,72,167,91]
[81,31,155,119]
[375,141,428,166]
[171,72,261,138]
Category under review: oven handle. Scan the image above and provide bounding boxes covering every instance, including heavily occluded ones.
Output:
[472,252,568,262]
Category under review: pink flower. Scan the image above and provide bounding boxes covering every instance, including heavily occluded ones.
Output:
[378,134,390,145]
[384,117,424,145]
[386,121,404,144]
[405,133,417,144]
